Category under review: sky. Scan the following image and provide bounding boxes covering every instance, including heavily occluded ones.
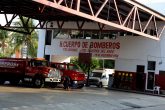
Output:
[136,0,165,15]
[0,0,164,26]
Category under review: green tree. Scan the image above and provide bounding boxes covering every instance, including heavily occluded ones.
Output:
[70,57,100,74]
[99,59,115,69]
[0,30,8,55]
[11,17,38,58]
[0,30,13,57]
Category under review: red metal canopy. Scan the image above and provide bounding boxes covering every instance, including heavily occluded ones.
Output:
[0,0,164,40]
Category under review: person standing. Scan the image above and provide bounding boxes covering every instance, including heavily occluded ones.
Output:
[63,76,70,90]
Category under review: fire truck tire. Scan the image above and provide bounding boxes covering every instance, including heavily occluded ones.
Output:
[77,85,84,89]
[97,82,103,88]
[0,80,5,85]
[10,80,20,85]
[50,83,58,88]
[33,77,44,88]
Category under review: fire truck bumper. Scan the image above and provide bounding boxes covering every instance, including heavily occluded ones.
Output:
[73,80,85,85]
[72,80,85,88]
[45,78,61,82]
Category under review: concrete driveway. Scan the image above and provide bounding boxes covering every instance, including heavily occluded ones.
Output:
[0,85,165,110]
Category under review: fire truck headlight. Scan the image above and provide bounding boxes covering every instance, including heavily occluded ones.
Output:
[73,81,77,84]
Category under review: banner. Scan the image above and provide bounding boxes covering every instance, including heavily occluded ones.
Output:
[46,39,120,58]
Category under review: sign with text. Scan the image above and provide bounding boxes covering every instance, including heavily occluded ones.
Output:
[47,39,120,58]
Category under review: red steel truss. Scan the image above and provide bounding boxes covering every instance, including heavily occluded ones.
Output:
[32,0,165,40]
[0,0,164,40]
[0,14,47,34]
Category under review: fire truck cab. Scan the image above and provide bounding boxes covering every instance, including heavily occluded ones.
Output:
[0,58,62,88]
[51,62,86,88]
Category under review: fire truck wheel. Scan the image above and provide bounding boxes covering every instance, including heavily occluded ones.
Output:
[10,80,20,85]
[50,83,57,88]
[97,82,103,88]
[33,77,44,88]
[0,80,5,85]
[77,85,84,89]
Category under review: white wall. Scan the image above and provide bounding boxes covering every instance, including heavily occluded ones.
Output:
[115,58,146,73]
[115,29,165,74]
[51,55,70,63]
[37,29,46,58]
[37,21,165,73]
[158,29,165,71]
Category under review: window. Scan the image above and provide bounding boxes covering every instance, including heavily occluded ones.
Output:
[91,72,102,78]
[44,55,50,61]
[119,32,126,36]
[28,61,31,66]
[59,65,65,69]
[126,32,133,36]
[45,30,52,45]
[150,29,157,36]
[148,61,156,71]
[53,29,60,38]
[136,65,145,73]
[144,29,148,34]
[32,60,48,67]
[68,64,83,72]
[159,71,165,76]
[99,59,115,69]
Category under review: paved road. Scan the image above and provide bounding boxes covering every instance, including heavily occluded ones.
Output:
[0,85,165,110]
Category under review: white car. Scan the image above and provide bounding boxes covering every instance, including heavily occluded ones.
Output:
[88,69,114,88]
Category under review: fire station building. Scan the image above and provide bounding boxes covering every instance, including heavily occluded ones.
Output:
[36,0,165,92]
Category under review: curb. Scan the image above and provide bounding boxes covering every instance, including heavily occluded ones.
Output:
[106,88,165,97]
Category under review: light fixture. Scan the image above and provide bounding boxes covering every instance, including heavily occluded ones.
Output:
[50,21,53,27]
[159,60,162,65]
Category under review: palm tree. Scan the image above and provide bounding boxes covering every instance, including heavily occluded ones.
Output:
[0,30,13,57]
[11,17,38,58]
[0,30,8,55]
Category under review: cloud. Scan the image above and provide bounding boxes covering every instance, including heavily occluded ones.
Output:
[136,0,165,15]
[136,0,165,3]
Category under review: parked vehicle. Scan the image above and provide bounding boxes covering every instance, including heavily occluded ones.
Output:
[0,58,62,88]
[51,62,86,88]
[88,69,114,88]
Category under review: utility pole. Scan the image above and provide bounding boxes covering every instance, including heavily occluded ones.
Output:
[86,43,92,87]
[78,42,92,87]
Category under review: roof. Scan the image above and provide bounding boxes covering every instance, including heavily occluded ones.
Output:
[0,0,164,21]
[0,0,164,40]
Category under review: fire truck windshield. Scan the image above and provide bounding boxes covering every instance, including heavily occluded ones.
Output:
[68,64,83,72]
[91,72,102,78]
[32,60,48,67]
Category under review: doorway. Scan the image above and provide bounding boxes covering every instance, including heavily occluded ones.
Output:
[136,65,145,91]
[146,61,156,90]
[147,72,155,90]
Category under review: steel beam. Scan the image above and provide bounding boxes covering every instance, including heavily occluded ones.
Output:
[124,0,165,21]
[32,0,165,40]
[0,13,45,34]
[0,0,164,39]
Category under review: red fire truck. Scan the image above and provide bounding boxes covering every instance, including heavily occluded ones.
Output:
[51,62,86,88]
[0,58,62,88]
